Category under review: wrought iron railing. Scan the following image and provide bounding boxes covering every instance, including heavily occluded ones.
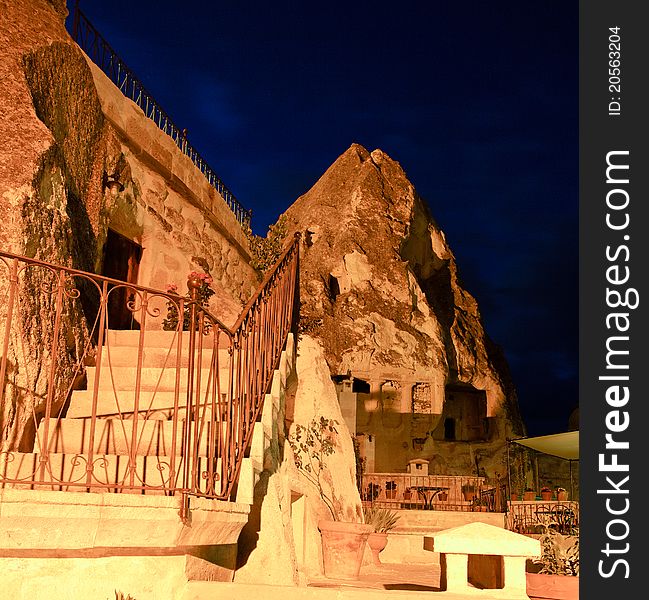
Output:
[361,472,507,513]
[506,500,579,535]
[69,3,251,228]
[0,236,299,514]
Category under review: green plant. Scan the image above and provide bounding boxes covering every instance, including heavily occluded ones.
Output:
[162,272,215,331]
[288,416,339,520]
[364,506,400,533]
[471,493,492,511]
[243,214,288,274]
[532,526,579,576]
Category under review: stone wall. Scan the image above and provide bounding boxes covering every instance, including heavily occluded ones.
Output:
[87,57,257,323]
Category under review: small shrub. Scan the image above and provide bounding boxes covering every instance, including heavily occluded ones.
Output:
[364,506,400,533]
[288,416,340,520]
[243,214,288,274]
[532,527,579,576]
[162,272,215,331]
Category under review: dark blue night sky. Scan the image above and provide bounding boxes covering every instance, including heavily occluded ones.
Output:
[70,1,578,437]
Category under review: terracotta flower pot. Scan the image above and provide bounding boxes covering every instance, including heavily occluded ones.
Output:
[541,491,553,501]
[318,520,372,580]
[526,572,579,599]
[462,488,476,501]
[557,491,568,501]
[523,491,536,501]
[367,532,388,565]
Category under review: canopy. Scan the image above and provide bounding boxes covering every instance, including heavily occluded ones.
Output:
[511,430,579,460]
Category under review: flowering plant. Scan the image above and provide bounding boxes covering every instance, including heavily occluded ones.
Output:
[556,487,566,493]
[288,416,341,520]
[162,271,215,331]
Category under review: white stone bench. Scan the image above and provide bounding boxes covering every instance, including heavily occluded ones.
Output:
[424,522,541,599]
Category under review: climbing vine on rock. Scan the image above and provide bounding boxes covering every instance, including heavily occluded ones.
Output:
[243,214,288,274]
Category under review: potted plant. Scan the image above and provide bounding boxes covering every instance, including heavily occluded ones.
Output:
[462,483,477,502]
[523,487,536,501]
[364,507,400,565]
[541,486,553,501]
[527,526,579,599]
[289,416,372,580]
[471,496,488,512]
[556,487,568,501]
[364,482,381,502]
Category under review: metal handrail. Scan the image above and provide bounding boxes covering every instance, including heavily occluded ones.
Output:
[0,237,300,508]
[360,472,506,512]
[69,3,251,228]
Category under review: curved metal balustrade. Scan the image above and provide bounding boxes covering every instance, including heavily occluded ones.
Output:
[69,3,252,227]
[0,236,299,512]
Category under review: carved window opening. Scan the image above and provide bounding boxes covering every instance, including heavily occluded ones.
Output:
[444,417,456,440]
[328,274,341,301]
[352,379,370,394]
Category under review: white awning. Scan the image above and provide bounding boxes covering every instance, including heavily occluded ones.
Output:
[511,431,579,460]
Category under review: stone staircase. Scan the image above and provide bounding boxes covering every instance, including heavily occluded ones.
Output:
[2,329,295,506]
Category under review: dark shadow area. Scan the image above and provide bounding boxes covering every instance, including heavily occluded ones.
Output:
[383,583,441,591]
[235,471,270,569]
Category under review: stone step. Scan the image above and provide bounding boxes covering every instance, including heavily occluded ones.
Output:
[66,389,229,419]
[105,329,231,350]
[96,346,231,369]
[34,418,224,457]
[85,365,231,391]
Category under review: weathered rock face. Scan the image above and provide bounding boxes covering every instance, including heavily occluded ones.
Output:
[235,335,362,584]
[282,144,525,476]
[0,0,257,450]
[1,1,102,450]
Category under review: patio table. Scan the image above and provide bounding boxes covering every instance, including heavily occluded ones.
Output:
[408,485,450,510]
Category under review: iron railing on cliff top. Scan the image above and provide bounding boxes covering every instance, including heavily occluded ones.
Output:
[0,235,299,515]
[69,2,252,228]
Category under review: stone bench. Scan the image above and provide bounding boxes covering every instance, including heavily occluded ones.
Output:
[424,522,541,599]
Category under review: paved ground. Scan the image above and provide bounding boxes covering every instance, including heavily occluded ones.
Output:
[308,562,441,592]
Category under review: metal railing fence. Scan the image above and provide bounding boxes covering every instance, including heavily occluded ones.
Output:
[360,472,507,512]
[69,3,251,227]
[0,236,299,515]
[506,500,579,535]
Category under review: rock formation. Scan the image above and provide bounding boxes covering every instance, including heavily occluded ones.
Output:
[235,335,363,585]
[281,144,525,476]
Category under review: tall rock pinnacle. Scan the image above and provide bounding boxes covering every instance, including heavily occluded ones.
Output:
[282,144,525,472]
